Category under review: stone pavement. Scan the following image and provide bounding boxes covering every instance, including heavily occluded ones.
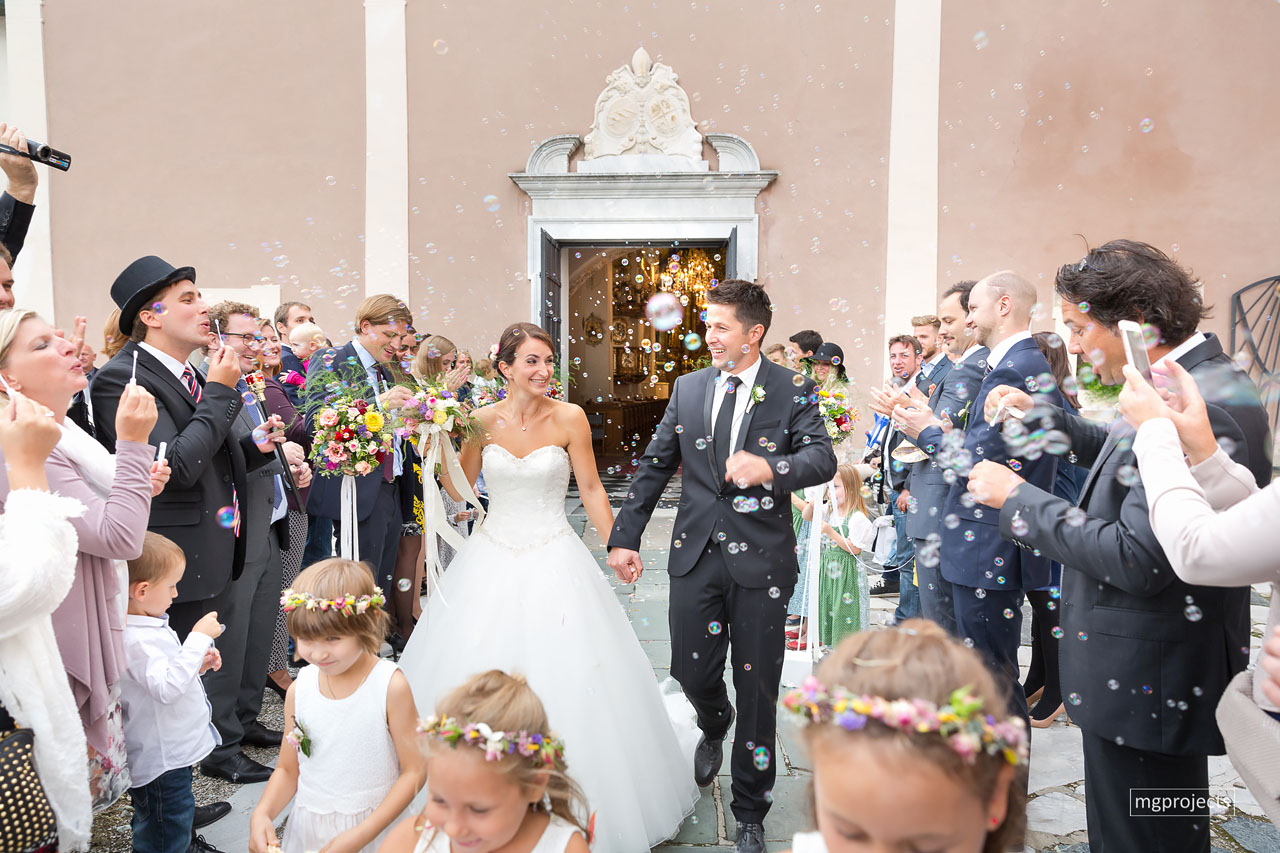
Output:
[181,492,1279,853]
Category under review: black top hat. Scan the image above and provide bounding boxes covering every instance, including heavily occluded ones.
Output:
[809,341,848,379]
[111,256,196,336]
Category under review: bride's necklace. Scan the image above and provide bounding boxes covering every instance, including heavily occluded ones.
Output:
[512,398,545,431]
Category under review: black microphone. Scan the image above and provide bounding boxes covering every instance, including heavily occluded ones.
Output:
[0,139,71,171]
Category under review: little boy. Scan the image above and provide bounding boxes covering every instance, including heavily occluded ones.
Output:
[121,531,226,853]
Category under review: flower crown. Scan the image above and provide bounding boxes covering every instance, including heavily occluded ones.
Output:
[782,676,1029,766]
[279,587,386,616]
[419,714,567,771]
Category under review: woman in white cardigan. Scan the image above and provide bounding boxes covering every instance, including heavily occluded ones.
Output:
[0,392,93,850]
[1119,359,1279,827]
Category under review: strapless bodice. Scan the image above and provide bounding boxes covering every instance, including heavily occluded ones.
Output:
[473,444,574,552]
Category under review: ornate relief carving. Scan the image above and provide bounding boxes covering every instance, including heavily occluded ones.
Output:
[583,47,702,162]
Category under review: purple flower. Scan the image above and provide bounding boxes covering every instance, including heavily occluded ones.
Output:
[835,710,868,731]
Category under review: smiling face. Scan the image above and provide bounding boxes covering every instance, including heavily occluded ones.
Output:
[499,337,554,396]
[1060,297,1125,385]
[888,342,919,380]
[219,313,262,375]
[423,748,543,852]
[811,734,1009,853]
[280,304,315,337]
[704,303,763,372]
[359,319,408,364]
[913,325,939,360]
[965,282,1004,349]
[1,317,88,407]
[258,323,282,369]
[937,292,970,357]
[813,361,833,383]
[295,631,368,677]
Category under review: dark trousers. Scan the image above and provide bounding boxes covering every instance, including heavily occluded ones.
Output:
[203,526,283,761]
[129,766,194,853]
[1081,729,1211,853]
[334,479,403,591]
[670,543,791,825]
[1024,588,1063,721]
[913,537,957,635]
[953,582,1027,724]
[302,513,334,568]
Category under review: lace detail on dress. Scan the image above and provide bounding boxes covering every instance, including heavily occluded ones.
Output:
[473,445,576,553]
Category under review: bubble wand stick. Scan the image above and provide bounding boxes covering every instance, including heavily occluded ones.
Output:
[246,369,297,498]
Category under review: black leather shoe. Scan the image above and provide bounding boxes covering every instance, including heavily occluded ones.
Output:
[693,706,734,787]
[192,801,230,829]
[199,751,273,784]
[871,573,901,597]
[733,822,765,853]
[388,632,407,655]
[241,721,283,748]
[189,832,224,852]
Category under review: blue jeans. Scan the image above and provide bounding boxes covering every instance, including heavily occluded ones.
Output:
[888,489,920,622]
[302,513,334,568]
[130,766,194,853]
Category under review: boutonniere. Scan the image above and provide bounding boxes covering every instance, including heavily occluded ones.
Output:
[746,385,766,412]
[286,719,312,758]
[956,399,973,430]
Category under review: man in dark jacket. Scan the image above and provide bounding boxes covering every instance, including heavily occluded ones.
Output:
[967,240,1272,853]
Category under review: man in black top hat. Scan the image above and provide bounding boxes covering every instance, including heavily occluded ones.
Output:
[92,256,285,787]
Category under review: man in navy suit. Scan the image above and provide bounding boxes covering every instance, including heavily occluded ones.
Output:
[886,272,1060,722]
[304,294,414,591]
[878,334,922,620]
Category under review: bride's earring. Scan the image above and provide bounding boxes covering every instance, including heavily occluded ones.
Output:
[542,792,553,812]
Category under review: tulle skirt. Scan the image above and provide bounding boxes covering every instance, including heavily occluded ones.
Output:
[281,804,392,853]
[398,524,700,853]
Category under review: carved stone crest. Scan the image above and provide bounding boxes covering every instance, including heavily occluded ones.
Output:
[583,47,702,163]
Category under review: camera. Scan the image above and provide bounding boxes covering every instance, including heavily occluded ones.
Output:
[0,139,71,172]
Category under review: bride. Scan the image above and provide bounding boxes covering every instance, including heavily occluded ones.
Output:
[398,321,699,852]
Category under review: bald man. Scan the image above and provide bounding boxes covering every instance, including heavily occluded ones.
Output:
[913,271,1063,725]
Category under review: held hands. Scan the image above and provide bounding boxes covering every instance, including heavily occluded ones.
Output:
[115,383,159,443]
[148,460,170,496]
[965,460,1025,510]
[206,345,242,388]
[606,547,644,584]
[725,450,774,488]
[192,611,224,640]
[982,385,1034,424]
[1118,362,1217,465]
[0,392,60,469]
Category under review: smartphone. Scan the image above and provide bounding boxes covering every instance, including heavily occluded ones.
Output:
[1118,319,1153,382]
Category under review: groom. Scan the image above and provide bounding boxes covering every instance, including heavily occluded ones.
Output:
[608,280,836,853]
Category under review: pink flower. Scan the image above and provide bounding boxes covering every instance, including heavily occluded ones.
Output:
[317,410,339,428]
[354,461,372,475]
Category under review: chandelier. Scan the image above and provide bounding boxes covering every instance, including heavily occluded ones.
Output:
[637,248,716,310]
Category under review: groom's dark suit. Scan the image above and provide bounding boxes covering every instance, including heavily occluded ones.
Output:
[609,356,836,824]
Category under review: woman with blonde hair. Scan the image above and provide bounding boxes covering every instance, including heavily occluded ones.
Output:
[0,308,170,812]
[101,308,125,359]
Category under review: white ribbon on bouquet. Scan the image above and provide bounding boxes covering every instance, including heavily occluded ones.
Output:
[339,474,359,560]
[783,482,828,684]
[416,423,486,602]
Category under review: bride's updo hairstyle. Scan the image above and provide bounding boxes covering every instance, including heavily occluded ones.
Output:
[429,670,590,836]
[493,322,554,383]
[800,621,1025,852]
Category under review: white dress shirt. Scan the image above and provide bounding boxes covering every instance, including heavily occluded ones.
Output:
[1153,331,1208,370]
[118,614,220,786]
[954,343,985,365]
[710,356,764,453]
[921,350,948,377]
[353,338,404,477]
[138,341,190,381]
[984,330,1034,371]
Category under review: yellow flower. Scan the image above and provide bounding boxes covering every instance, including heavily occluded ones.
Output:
[433,409,449,425]
[364,411,385,432]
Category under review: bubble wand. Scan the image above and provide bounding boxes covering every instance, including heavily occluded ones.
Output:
[130,350,138,385]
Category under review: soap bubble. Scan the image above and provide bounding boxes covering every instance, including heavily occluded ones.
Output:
[646,293,683,331]
[242,391,257,405]
[708,621,723,635]
[397,578,413,592]
[216,506,237,528]
[683,333,703,350]
[432,39,448,54]
[483,194,500,212]
[1139,117,1154,133]
[752,746,771,770]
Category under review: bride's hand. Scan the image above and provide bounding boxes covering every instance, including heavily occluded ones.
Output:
[607,547,643,584]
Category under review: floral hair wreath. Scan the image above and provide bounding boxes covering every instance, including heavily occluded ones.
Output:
[782,676,1029,766]
[419,714,567,772]
[279,587,386,616]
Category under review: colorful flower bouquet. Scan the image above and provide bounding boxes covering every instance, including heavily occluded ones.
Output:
[310,394,395,477]
[816,388,861,441]
[394,382,478,444]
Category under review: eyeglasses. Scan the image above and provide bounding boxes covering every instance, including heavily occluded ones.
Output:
[220,332,265,348]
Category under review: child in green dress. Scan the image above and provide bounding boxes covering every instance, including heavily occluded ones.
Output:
[790,464,875,650]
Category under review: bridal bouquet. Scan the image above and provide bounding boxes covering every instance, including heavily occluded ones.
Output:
[816,388,861,441]
[311,394,395,477]
[394,382,479,444]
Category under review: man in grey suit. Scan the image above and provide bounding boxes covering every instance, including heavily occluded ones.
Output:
[196,301,311,782]
[896,281,987,634]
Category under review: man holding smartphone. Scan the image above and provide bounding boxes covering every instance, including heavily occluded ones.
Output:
[966,239,1272,853]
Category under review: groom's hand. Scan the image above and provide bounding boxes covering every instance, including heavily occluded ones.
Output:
[607,548,644,584]
[725,451,774,489]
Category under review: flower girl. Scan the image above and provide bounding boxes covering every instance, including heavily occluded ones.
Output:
[249,559,425,853]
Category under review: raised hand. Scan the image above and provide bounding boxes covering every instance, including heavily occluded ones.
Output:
[0,122,38,203]
[206,345,241,388]
[965,460,1025,510]
[0,392,59,474]
[379,383,414,411]
[982,385,1034,424]
[115,383,159,443]
[149,459,171,496]
[192,611,224,640]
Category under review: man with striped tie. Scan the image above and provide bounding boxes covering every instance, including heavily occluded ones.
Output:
[94,256,284,785]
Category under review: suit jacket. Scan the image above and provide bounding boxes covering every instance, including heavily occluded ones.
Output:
[67,368,98,437]
[998,346,1269,754]
[1180,333,1272,486]
[917,337,1061,591]
[91,342,270,602]
[264,375,310,512]
[304,341,405,522]
[904,349,987,541]
[608,357,837,587]
[0,191,33,260]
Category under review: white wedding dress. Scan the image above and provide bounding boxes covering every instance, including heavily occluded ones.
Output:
[398,444,700,852]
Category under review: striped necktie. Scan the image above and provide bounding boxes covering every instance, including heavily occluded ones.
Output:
[180,366,203,402]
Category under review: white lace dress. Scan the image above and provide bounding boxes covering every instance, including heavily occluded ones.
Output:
[412,814,583,852]
[398,444,700,853]
[282,659,402,853]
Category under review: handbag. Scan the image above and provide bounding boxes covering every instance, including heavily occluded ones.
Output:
[1216,668,1280,829]
[0,704,58,853]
